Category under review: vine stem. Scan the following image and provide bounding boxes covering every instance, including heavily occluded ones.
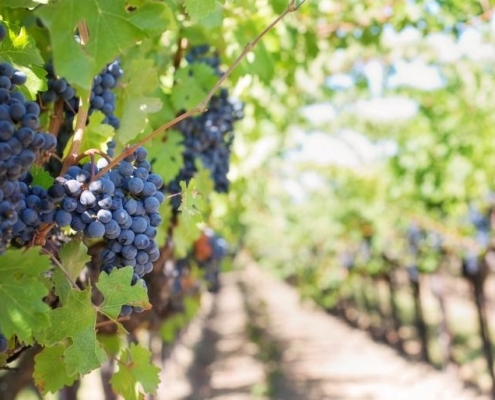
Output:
[92,0,305,182]
[60,92,90,176]
[95,316,130,329]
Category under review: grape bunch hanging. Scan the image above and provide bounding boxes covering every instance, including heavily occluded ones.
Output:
[166,45,244,209]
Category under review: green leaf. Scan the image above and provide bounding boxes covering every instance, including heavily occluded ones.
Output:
[173,212,202,258]
[96,267,151,320]
[184,0,217,20]
[36,0,156,89]
[110,343,160,400]
[115,58,162,144]
[29,165,54,190]
[17,65,47,100]
[34,344,78,395]
[0,23,46,99]
[59,241,91,281]
[41,287,107,376]
[53,268,72,305]
[179,178,205,231]
[2,0,48,7]
[97,333,122,357]
[0,249,52,344]
[0,24,44,67]
[128,2,174,36]
[63,111,114,159]
[194,166,214,199]
[147,130,184,185]
[171,63,218,111]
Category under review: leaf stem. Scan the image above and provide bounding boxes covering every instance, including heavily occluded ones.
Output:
[44,249,81,290]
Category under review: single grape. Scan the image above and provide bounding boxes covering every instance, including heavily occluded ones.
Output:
[86,220,105,238]
[54,210,72,227]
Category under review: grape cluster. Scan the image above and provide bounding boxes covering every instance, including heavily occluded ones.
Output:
[42,60,123,175]
[42,147,163,314]
[0,61,57,253]
[166,46,243,209]
[42,60,122,128]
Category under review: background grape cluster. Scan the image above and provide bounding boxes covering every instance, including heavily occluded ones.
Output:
[166,45,244,209]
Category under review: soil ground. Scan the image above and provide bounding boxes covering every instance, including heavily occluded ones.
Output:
[158,257,487,400]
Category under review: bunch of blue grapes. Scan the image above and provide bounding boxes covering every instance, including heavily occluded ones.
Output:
[0,60,57,253]
[166,45,243,209]
[46,148,162,315]
[42,60,122,128]
[42,60,123,175]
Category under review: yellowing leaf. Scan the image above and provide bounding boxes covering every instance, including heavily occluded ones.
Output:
[34,344,78,395]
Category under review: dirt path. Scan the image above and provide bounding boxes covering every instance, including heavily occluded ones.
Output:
[160,259,488,400]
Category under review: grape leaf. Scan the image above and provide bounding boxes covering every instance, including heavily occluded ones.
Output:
[147,130,184,184]
[17,65,47,100]
[179,179,205,230]
[41,287,107,376]
[2,0,48,7]
[184,0,217,20]
[36,0,168,89]
[0,24,44,66]
[96,267,151,320]
[0,249,52,344]
[97,333,122,357]
[63,111,114,159]
[0,23,46,98]
[171,63,218,111]
[173,212,202,258]
[34,344,78,395]
[29,165,54,190]
[53,268,72,305]
[194,166,214,199]
[59,241,91,281]
[115,58,162,144]
[110,343,160,400]
[128,2,175,36]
